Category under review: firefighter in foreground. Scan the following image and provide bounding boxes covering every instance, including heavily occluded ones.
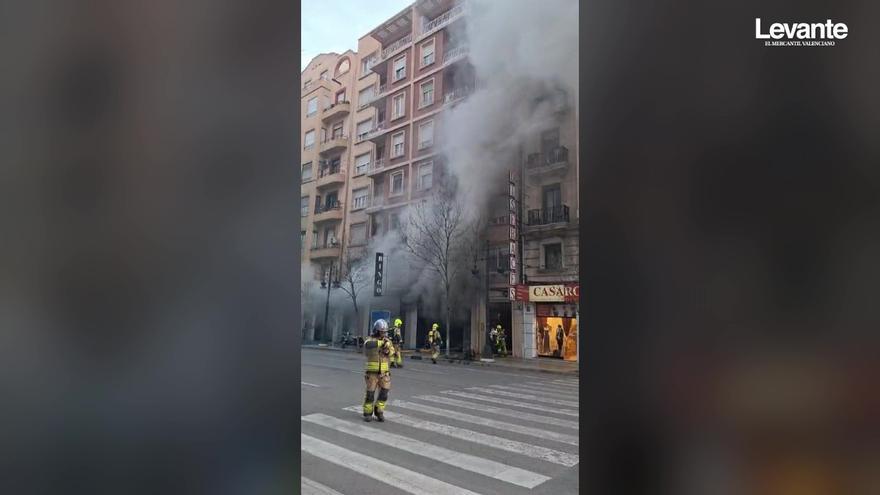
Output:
[427,323,443,364]
[362,319,393,422]
[389,318,404,368]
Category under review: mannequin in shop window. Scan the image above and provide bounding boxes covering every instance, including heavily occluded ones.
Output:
[555,324,565,357]
[542,323,551,355]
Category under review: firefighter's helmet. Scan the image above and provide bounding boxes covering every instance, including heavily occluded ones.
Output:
[373,319,389,336]
[394,318,403,328]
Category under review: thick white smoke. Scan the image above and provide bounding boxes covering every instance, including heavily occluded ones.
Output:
[441,0,579,215]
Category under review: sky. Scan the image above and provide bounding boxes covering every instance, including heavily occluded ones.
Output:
[301,0,415,72]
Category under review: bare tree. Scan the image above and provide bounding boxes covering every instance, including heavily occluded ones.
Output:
[402,183,473,357]
[337,249,369,337]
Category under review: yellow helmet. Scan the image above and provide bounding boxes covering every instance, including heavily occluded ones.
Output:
[394,318,403,327]
[432,323,439,330]
[496,324,502,329]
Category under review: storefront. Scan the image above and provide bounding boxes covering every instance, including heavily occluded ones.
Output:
[522,284,579,361]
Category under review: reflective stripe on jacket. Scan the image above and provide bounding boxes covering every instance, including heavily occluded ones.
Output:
[364,337,392,372]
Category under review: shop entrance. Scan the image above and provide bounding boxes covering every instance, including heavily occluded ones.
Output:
[535,304,578,361]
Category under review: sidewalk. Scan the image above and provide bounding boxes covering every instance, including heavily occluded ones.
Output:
[302,344,578,376]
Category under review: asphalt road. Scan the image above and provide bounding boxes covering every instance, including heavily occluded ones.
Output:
[301,348,580,495]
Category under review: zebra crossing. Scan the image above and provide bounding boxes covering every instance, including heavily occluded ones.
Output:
[302,377,579,494]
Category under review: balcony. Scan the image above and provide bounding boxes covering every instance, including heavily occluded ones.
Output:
[526,146,570,175]
[417,1,467,42]
[443,86,473,106]
[443,44,469,66]
[316,166,346,189]
[310,244,341,260]
[321,101,350,122]
[356,122,387,144]
[358,84,386,109]
[366,158,386,177]
[319,135,349,155]
[313,201,344,223]
[369,34,415,76]
[527,205,570,227]
[301,78,337,97]
[364,195,386,214]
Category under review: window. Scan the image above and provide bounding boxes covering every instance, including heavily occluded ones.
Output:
[301,196,309,217]
[420,39,435,67]
[320,70,329,81]
[356,119,372,140]
[393,55,406,81]
[544,243,563,270]
[304,130,315,149]
[332,122,344,139]
[543,184,562,210]
[392,92,405,119]
[301,162,313,182]
[420,80,434,108]
[391,132,405,158]
[324,226,337,247]
[358,86,374,106]
[303,79,312,90]
[336,58,350,76]
[336,90,346,103]
[350,223,367,245]
[352,187,369,209]
[300,231,306,246]
[312,229,318,248]
[354,154,370,176]
[391,170,405,195]
[307,97,318,116]
[390,213,400,231]
[418,120,434,149]
[325,190,339,209]
[417,161,433,191]
[361,53,375,75]
[541,128,561,154]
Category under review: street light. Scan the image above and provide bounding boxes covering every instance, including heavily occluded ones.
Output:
[321,261,341,343]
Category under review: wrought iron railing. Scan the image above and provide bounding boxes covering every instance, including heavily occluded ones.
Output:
[527,205,570,226]
[526,146,569,168]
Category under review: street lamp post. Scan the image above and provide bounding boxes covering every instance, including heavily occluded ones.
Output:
[321,262,340,343]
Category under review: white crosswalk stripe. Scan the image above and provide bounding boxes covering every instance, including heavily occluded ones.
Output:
[301,434,481,495]
[550,379,579,387]
[416,394,580,430]
[389,400,579,445]
[465,387,580,408]
[302,413,551,489]
[440,390,580,417]
[342,406,579,467]
[489,384,575,399]
[524,382,580,394]
[301,476,344,495]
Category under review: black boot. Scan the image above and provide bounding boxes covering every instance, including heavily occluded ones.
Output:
[374,410,384,422]
[363,413,372,422]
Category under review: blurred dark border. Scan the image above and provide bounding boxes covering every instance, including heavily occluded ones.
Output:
[580,0,880,493]
[1,1,302,493]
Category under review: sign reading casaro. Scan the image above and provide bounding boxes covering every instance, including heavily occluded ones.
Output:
[755,18,847,46]
[529,284,579,303]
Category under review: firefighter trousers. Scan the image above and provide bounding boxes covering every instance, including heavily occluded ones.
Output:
[363,372,391,417]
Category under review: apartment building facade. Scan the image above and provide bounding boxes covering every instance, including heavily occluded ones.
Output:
[301,51,360,342]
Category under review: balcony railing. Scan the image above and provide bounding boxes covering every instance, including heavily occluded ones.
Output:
[379,34,413,63]
[443,44,469,65]
[318,164,342,177]
[527,146,570,169]
[527,205,570,226]
[420,2,467,39]
[315,200,343,214]
[356,123,386,143]
[443,86,473,105]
